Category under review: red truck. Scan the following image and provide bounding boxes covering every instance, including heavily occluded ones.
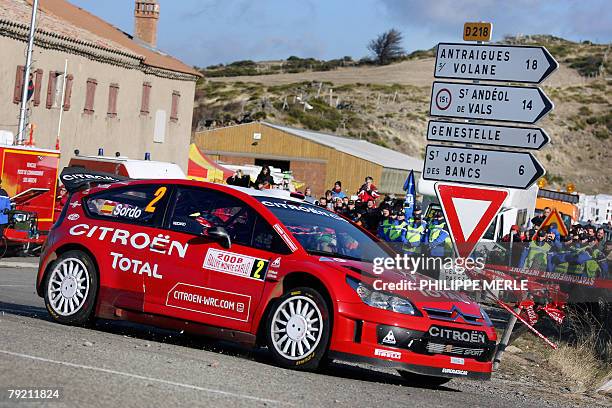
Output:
[0,144,60,254]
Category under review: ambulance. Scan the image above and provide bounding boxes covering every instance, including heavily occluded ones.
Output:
[67,154,186,179]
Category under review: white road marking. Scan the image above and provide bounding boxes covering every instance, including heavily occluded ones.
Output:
[0,284,30,287]
[0,349,288,405]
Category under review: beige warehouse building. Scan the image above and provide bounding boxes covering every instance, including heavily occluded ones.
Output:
[195,122,423,197]
[0,0,200,170]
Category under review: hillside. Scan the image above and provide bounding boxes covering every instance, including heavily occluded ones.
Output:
[193,36,611,194]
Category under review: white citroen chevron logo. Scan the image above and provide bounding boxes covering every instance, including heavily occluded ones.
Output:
[382,330,396,345]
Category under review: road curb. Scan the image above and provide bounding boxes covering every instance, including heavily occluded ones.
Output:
[0,261,38,268]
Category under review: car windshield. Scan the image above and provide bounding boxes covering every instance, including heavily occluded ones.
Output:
[257,197,390,262]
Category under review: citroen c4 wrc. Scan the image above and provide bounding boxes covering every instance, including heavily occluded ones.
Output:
[37,169,497,385]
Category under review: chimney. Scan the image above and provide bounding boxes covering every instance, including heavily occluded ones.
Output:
[134,0,159,48]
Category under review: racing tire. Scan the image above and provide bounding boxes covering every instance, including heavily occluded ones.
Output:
[43,250,98,326]
[397,370,451,387]
[265,287,330,371]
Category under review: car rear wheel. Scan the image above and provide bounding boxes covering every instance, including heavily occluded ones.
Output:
[397,370,451,387]
[44,250,98,325]
[266,287,330,370]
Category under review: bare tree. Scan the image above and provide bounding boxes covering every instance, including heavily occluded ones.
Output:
[368,29,405,65]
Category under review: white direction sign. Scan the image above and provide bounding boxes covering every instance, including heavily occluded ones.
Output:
[435,43,558,84]
[427,120,550,150]
[430,81,553,124]
[423,144,545,189]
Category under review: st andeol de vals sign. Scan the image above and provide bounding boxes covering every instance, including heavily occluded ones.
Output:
[429,81,554,124]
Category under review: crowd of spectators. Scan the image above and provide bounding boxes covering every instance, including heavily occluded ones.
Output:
[227,166,610,279]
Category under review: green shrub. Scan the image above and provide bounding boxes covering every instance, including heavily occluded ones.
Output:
[252,111,266,120]
[568,54,604,76]
[594,129,609,140]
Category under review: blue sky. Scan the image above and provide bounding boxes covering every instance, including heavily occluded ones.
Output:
[70,0,612,67]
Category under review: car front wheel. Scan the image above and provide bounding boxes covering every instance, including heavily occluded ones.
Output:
[266,287,330,370]
[43,250,98,325]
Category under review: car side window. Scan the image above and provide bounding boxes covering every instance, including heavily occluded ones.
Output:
[169,187,289,253]
[252,216,291,254]
[85,184,169,226]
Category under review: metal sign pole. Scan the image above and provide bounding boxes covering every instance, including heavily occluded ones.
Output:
[16,0,39,145]
[56,59,68,149]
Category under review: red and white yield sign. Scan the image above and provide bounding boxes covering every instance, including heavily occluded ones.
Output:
[435,183,508,258]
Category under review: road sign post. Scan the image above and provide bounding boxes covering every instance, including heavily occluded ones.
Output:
[435,43,558,84]
[427,120,550,150]
[423,144,545,189]
[430,81,554,124]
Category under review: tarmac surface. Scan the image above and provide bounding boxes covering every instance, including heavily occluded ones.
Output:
[0,258,605,407]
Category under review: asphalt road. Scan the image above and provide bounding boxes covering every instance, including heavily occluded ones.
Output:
[0,259,603,407]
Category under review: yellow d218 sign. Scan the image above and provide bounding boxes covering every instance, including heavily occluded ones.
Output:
[463,22,492,41]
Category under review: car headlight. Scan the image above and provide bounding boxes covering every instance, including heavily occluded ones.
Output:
[346,276,419,316]
[480,306,493,326]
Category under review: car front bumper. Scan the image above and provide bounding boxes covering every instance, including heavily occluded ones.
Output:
[329,301,496,380]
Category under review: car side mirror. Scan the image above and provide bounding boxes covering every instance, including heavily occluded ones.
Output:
[206,226,231,249]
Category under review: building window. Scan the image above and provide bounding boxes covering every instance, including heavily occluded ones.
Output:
[84,78,97,114]
[46,72,73,109]
[33,69,43,106]
[63,74,74,111]
[140,82,151,115]
[46,71,62,109]
[107,83,119,118]
[170,91,180,122]
[13,65,25,104]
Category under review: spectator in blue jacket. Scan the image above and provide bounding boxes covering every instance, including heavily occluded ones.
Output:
[0,179,10,239]
[331,181,347,201]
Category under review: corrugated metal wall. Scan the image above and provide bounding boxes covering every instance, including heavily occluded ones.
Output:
[194,122,383,197]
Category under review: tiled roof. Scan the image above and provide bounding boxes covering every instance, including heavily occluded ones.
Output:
[0,0,201,78]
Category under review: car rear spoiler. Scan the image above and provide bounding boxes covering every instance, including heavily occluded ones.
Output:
[60,167,128,193]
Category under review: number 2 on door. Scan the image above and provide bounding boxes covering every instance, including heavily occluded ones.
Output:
[145,186,167,213]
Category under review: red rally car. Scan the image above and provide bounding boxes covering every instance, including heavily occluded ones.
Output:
[36,169,497,384]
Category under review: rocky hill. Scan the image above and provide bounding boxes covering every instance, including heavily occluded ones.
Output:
[193,35,611,194]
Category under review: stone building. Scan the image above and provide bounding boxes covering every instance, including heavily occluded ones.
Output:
[0,0,201,169]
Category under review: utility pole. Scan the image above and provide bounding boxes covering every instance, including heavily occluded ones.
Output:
[17,0,39,145]
[56,59,68,150]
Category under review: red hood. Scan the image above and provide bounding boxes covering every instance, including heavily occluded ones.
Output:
[316,257,485,319]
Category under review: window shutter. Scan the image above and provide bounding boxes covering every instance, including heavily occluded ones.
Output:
[46,72,58,109]
[107,83,119,117]
[33,69,43,106]
[13,65,25,104]
[63,74,74,111]
[170,91,180,121]
[140,82,151,115]
[84,78,97,114]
